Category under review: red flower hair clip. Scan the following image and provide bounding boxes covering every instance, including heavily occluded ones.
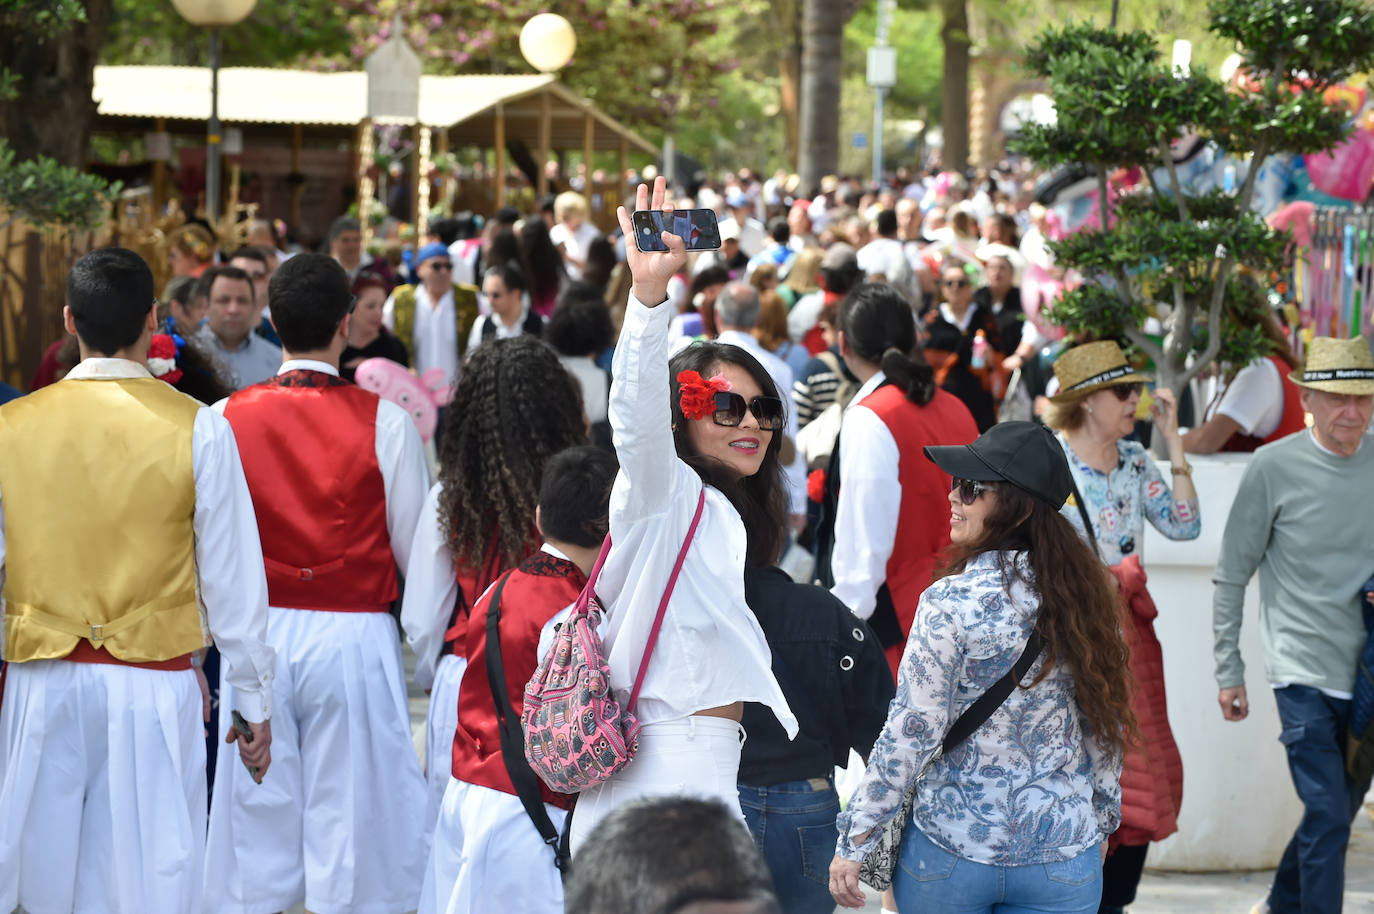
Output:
[677,369,732,421]
[147,333,184,384]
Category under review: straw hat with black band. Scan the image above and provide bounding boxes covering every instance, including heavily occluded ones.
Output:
[1049,340,1152,403]
[1288,336,1374,397]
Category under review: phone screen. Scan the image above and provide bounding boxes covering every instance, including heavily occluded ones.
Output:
[632,209,722,253]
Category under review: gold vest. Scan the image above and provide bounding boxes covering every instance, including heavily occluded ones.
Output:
[0,378,207,662]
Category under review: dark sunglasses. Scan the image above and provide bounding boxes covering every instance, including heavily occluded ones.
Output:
[942,278,971,288]
[428,261,454,271]
[347,295,358,314]
[712,391,785,431]
[1109,382,1143,400]
[951,477,993,505]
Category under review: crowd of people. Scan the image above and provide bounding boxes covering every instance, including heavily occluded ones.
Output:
[0,162,1372,914]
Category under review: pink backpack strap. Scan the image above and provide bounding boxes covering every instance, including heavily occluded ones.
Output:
[628,486,707,712]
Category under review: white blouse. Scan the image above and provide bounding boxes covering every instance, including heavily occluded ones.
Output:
[596,296,797,735]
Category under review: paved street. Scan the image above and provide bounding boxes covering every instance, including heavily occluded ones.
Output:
[403,642,1374,913]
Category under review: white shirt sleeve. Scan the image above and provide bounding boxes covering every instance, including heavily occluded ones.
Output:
[829,404,902,620]
[374,399,430,572]
[381,291,397,332]
[465,315,487,358]
[401,482,456,691]
[1215,357,1284,438]
[192,407,276,723]
[609,296,703,523]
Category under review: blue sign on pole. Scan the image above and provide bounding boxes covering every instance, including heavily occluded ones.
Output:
[852,133,869,149]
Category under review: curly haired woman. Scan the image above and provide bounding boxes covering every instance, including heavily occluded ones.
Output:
[565,177,797,851]
[400,336,589,833]
[831,421,1135,914]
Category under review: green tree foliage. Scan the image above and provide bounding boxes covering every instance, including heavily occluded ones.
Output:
[0,0,115,228]
[1012,0,1374,396]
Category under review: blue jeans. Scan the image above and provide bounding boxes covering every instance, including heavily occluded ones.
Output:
[893,827,1102,914]
[1268,685,1374,914]
[738,778,840,914]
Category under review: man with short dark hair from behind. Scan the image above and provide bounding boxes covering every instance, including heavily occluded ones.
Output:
[0,246,275,913]
[194,264,282,389]
[204,252,431,914]
[421,445,617,914]
[564,796,782,914]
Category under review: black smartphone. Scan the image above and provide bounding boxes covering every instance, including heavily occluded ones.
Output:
[632,208,722,253]
[231,709,262,782]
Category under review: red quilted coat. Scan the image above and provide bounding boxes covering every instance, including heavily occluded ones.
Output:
[1109,555,1184,848]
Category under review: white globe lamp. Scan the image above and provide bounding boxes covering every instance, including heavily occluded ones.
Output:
[520,13,577,74]
[171,0,256,27]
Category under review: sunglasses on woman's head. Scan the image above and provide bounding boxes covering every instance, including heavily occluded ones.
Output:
[711,391,785,431]
[1109,382,1143,401]
[951,477,993,505]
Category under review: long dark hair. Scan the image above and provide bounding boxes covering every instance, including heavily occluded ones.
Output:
[519,218,567,304]
[938,484,1137,756]
[668,342,788,566]
[840,282,936,405]
[436,336,588,576]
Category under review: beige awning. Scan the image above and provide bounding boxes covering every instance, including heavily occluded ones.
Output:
[92,65,656,153]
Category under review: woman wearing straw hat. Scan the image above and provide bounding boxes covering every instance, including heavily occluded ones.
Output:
[1043,340,1201,914]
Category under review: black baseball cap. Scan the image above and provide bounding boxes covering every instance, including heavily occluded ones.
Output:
[923,421,1074,509]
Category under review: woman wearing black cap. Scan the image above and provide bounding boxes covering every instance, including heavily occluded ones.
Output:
[830,421,1135,914]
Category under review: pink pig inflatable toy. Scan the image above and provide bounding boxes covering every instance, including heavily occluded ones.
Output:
[354,358,454,444]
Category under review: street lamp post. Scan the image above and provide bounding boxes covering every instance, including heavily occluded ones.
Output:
[170,0,258,225]
[520,14,576,197]
[867,0,898,186]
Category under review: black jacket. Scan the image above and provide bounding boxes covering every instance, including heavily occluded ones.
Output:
[738,566,895,787]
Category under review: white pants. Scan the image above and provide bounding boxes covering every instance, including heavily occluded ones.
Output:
[419,778,568,914]
[0,660,205,914]
[204,609,429,914]
[423,653,467,832]
[568,716,745,854]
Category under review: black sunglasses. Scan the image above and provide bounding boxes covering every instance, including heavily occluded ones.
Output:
[1109,382,1143,401]
[428,261,454,271]
[942,278,971,288]
[951,477,993,505]
[712,391,785,431]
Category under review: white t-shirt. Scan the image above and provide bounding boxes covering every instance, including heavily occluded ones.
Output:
[549,221,602,281]
[1206,357,1284,439]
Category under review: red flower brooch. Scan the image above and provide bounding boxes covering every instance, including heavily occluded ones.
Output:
[677,369,732,421]
[147,333,183,384]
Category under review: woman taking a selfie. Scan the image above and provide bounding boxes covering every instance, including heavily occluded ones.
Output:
[567,177,797,850]
[830,421,1133,914]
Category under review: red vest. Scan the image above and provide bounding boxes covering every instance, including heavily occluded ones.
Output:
[860,384,979,669]
[451,551,585,809]
[1221,356,1308,452]
[223,370,398,612]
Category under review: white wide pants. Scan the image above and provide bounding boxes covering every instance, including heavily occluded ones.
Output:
[204,608,428,914]
[568,715,745,854]
[0,659,205,914]
[419,778,568,914]
[423,652,467,830]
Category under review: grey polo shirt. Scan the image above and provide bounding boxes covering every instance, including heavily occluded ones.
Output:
[196,326,283,390]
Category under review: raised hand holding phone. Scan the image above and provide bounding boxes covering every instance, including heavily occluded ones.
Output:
[617,176,687,307]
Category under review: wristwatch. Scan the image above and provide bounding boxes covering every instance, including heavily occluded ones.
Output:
[1171,462,1193,478]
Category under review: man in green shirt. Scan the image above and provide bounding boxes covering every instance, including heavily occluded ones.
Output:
[1212,336,1374,914]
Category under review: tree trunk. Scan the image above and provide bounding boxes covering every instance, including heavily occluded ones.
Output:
[0,0,112,168]
[779,0,803,171]
[940,0,971,172]
[798,0,844,195]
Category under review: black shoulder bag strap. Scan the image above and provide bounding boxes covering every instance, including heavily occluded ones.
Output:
[484,573,573,878]
[941,628,1044,755]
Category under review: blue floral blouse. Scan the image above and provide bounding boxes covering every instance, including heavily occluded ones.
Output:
[1056,435,1201,565]
[835,551,1123,866]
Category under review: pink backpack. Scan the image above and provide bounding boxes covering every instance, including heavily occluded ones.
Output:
[522,488,706,793]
